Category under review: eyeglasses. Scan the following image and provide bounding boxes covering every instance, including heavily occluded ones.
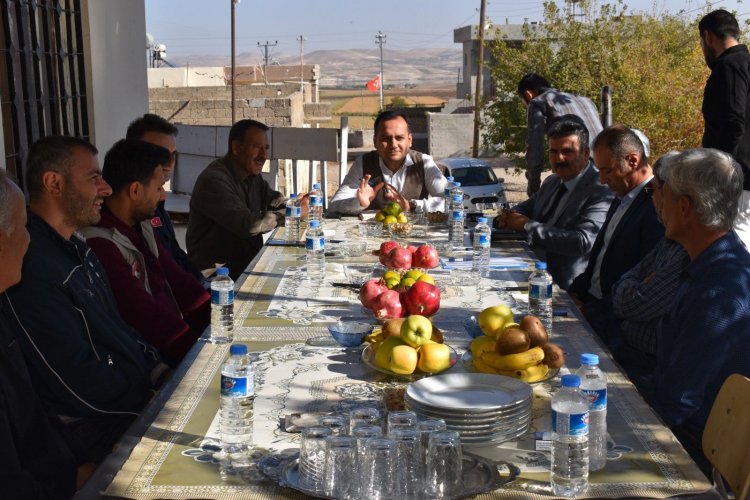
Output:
[644,184,662,194]
[168,151,179,164]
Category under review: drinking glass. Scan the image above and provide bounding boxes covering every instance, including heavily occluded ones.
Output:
[418,418,447,466]
[425,430,463,498]
[387,410,418,435]
[318,414,348,436]
[390,427,423,499]
[323,435,357,498]
[349,407,381,434]
[351,425,383,498]
[298,426,333,492]
[361,437,396,500]
[358,221,369,238]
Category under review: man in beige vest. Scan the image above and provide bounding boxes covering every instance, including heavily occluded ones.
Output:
[328,110,447,214]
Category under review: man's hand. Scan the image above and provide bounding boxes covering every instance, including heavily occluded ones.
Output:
[382,183,410,212]
[495,210,529,231]
[357,175,383,208]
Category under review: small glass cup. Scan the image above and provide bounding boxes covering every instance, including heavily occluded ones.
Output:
[425,430,463,498]
[361,437,396,500]
[418,418,447,473]
[345,264,372,286]
[349,407,381,434]
[387,410,418,435]
[298,426,333,493]
[365,220,383,238]
[351,425,383,498]
[358,220,369,238]
[391,427,424,499]
[323,435,357,498]
[318,414,348,436]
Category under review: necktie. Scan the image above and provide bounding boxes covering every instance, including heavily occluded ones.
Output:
[539,183,568,223]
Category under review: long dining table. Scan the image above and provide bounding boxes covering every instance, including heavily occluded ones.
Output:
[76,216,713,499]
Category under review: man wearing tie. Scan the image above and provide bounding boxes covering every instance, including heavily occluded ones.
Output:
[494,120,613,290]
[569,125,664,350]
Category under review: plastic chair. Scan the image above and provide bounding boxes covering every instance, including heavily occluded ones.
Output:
[702,373,750,500]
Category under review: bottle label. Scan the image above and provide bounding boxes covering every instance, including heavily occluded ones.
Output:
[451,210,464,221]
[582,388,607,411]
[452,194,463,204]
[306,236,325,251]
[552,410,589,436]
[311,195,323,207]
[295,206,302,217]
[221,374,253,398]
[529,283,552,300]
[211,288,234,305]
[477,234,490,247]
[286,206,293,217]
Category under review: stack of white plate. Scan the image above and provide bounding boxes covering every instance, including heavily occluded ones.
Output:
[405,373,533,445]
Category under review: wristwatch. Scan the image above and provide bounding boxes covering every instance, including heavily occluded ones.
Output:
[409,199,418,212]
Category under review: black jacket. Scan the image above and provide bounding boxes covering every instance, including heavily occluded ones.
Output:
[1,212,160,420]
[702,44,750,190]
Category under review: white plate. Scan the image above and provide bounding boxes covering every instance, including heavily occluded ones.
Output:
[405,394,531,421]
[406,373,532,412]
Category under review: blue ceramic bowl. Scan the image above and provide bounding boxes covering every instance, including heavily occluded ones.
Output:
[463,315,484,338]
[328,321,374,348]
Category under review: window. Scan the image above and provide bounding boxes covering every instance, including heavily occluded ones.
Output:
[0,0,89,190]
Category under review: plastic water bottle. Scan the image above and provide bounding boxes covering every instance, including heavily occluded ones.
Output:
[285,193,301,242]
[306,220,325,279]
[551,374,589,497]
[443,176,455,213]
[220,343,255,478]
[450,181,464,211]
[472,217,491,278]
[577,353,607,471]
[449,196,465,248]
[210,267,234,344]
[309,183,324,223]
[528,261,553,335]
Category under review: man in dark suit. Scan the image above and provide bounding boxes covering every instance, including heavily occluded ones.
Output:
[569,125,664,350]
[494,120,614,290]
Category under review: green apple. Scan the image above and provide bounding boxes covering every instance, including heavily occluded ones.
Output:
[400,314,433,348]
[417,274,435,285]
[383,270,402,282]
[384,277,401,290]
[374,211,386,222]
[384,215,398,225]
[399,277,416,289]
[383,201,402,217]
[403,269,424,281]
[397,213,408,223]
[478,304,515,339]
[417,342,452,373]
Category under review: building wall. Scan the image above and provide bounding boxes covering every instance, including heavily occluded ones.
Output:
[82,0,149,152]
[427,112,475,159]
[148,67,226,88]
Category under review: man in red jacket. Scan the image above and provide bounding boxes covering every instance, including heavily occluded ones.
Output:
[83,139,209,365]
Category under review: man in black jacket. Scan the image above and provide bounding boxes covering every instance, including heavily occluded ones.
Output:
[700,9,750,246]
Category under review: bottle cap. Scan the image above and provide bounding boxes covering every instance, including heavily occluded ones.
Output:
[453,182,461,187]
[478,217,488,224]
[580,353,599,365]
[229,344,248,356]
[309,220,321,228]
[313,183,321,189]
[536,261,548,270]
[561,374,581,388]
[216,267,229,276]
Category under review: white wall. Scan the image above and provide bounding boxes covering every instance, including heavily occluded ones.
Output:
[82,0,149,153]
[148,67,226,88]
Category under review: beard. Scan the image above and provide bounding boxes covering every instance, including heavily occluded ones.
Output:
[62,190,101,229]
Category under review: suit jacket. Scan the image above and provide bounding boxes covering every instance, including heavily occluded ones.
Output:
[569,180,664,300]
[514,162,614,290]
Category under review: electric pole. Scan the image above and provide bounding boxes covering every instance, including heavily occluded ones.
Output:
[472,0,487,158]
[257,40,278,74]
[375,31,386,111]
[297,35,307,94]
[231,0,239,123]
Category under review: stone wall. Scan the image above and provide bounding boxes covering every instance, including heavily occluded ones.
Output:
[427,112,475,159]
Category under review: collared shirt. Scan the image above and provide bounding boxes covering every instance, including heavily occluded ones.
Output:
[589,176,653,298]
[650,231,750,430]
[328,151,447,215]
[611,238,690,355]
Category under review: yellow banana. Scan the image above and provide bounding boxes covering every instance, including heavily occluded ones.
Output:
[470,336,496,357]
[480,346,545,371]
[513,363,550,383]
[472,355,502,374]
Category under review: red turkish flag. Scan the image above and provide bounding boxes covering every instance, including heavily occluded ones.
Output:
[366,75,380,92]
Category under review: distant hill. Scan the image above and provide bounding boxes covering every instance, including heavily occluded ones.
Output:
[168,48,461,86]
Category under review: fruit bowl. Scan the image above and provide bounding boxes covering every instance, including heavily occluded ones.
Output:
[327,321,375,348]
[387,222,414,238]
[361,343,458,379]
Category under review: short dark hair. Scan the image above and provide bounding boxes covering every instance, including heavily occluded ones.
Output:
[374,110,410,135]
[592,125,647,168]
[518,73,552,96]
[227,119,269,152]
[126,113,178,140]
[547,120,589,150]
[699,9,740,41]
[26,136,98,202]
[102,139,170,195]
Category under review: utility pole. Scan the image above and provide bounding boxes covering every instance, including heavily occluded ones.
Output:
[257,40,278,73]
[472,0,487,158]
[375,31,386,111]
[297,35,307,94]
[231,0,239,123]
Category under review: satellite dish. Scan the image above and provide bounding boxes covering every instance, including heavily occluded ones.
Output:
[146,33,155,49]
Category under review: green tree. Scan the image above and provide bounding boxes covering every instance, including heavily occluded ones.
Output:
[484,1,709,168]
[389,96,407,108]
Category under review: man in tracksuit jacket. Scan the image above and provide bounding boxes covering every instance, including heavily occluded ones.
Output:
[1,136,169,463]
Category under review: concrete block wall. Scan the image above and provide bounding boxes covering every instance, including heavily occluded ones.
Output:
[427,112,475,159]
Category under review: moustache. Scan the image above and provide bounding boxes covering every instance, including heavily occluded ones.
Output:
[553,162,571,169]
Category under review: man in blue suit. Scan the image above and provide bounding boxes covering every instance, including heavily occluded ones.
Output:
[569,125,664,350]
[495,120,613,290]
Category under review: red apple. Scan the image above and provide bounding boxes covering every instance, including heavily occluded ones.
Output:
[385,247,413,270]
[413,245,440,269]
[360,279,387,309]
[379,241,400,265]
[371,289,405,319]
[403,281,441,316]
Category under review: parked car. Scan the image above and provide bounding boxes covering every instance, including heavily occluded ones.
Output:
[436,157,507,210]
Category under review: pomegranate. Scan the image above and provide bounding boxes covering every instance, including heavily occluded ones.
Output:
[403,281,441,316]
[371,289,405,319]
[359,279,387,309]
[379,241,400,265]
[406,245,419,254]
[413,244,440,269]
[385,247,413,269]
